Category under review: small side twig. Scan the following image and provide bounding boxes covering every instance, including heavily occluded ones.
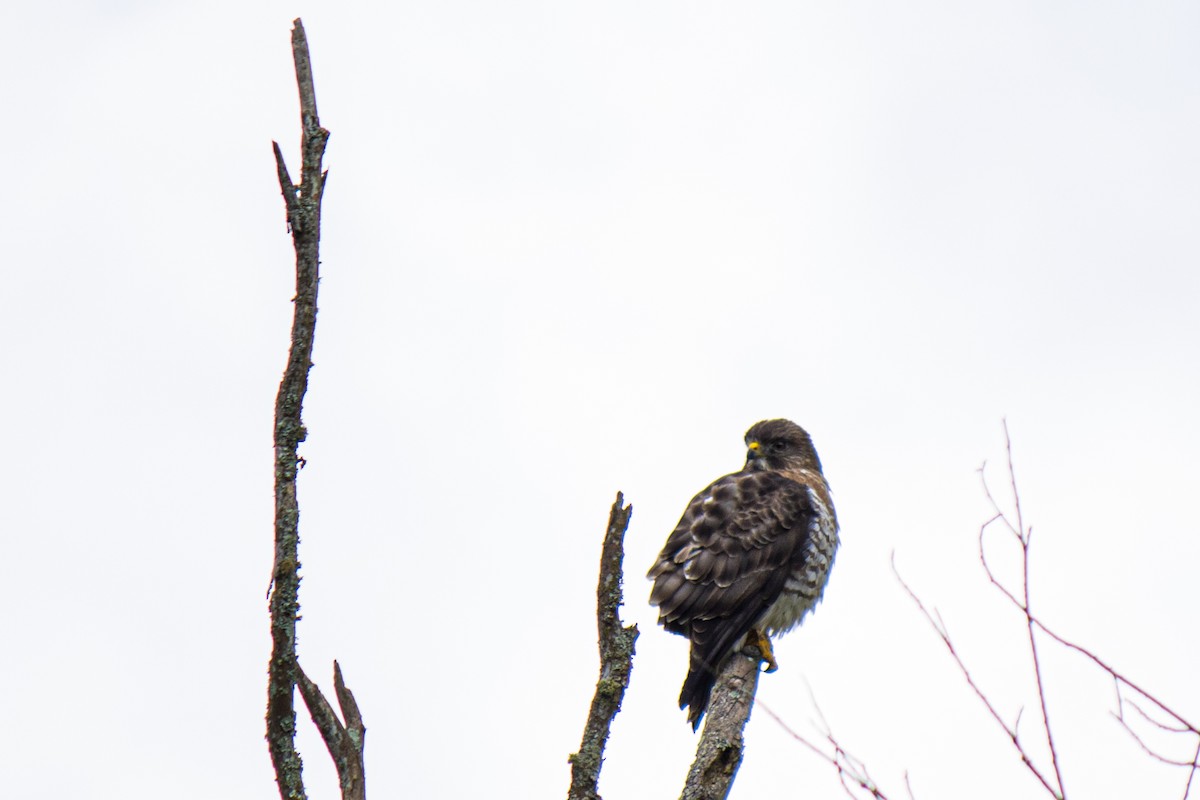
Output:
[567,493,638,800]
[1114,697,1199,768]
[297,662,367,800]
[757,695,895,800]
[1032,620,1198,739]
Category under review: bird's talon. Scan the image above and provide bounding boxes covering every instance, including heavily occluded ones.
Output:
[750,628,779,672]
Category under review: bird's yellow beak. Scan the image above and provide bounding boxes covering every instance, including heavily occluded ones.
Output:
[747,441,761,458]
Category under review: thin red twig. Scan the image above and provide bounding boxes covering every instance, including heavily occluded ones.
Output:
[770,423,1198,800]
[892,555,1063,799]
[951,421,1197,799]
[1001,423,1068,799]
[757,699,893,800]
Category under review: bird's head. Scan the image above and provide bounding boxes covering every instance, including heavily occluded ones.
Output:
[744,418,823,474]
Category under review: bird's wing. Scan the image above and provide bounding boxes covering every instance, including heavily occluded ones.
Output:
[648,469,817,672]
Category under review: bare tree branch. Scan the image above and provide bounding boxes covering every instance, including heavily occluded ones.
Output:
[890,426,1065,799]
[568,493,638,800]
[1031,620,1199,737]
[1001,423,1068,799]
[892,554,1063,799]
[1113,703,1199,769]
[565,494,787,800]
[680,644,764,800]
[1184,740,1200,800]
[747,423,1198,800]
[297,662,367,800]
[757,697,896,800]
[894,421,1200,800]
[981,425,1198,795]
[266,18,332,800]
[1123,696,1194,736]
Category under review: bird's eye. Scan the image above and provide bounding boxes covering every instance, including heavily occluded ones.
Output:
[771,441,787,453]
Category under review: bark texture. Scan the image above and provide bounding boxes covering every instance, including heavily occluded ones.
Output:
[680,644,764,800]
[567,494,638,800]
[266,18,331,800]
[297,661,367,800]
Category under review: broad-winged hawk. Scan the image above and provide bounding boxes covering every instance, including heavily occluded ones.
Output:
[648,419,839,729]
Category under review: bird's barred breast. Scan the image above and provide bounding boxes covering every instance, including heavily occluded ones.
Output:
[758,486,839,636]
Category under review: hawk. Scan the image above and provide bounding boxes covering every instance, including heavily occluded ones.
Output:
[648,419,839,729]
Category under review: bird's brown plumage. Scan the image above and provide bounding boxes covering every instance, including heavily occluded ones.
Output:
[648,419,839,729]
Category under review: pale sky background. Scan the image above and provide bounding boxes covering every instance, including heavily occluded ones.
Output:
[2,2,1198,799]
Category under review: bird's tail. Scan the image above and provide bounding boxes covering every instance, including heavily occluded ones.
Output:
[678,659,717,731]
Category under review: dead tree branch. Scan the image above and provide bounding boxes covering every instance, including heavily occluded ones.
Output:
[266,18,338,800]
[297,662,367,800]
[568,493,638,800]
[565,494,778,800]
[679,641,766,800]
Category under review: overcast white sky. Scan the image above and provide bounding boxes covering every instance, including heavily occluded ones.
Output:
[2,2,1198,799]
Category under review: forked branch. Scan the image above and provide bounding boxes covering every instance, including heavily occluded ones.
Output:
[757,697,898,800]
[895,422,1199,800]
[297,662,367,800]
[267,18,356,800]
